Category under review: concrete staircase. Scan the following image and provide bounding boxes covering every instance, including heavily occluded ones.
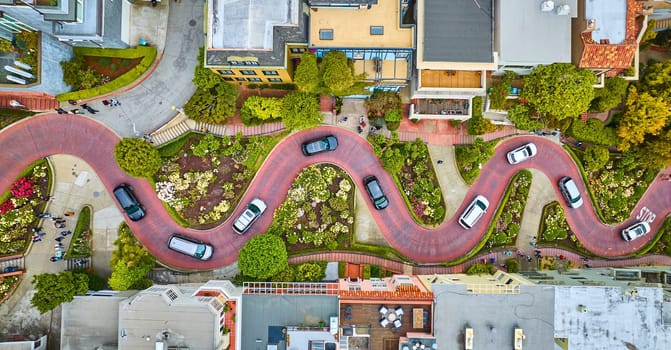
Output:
[150,120,191,145]
[195,122,227,137]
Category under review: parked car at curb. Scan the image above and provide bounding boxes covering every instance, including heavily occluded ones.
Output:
[506,142,537,164]
[113,184,145,221]
[621,221,651,242]
[168,234,214,260]
[558,176,583,209]
[233,198,267,234]
[301,135,338,156]
[363,176,389,210]
[459,195,489,229]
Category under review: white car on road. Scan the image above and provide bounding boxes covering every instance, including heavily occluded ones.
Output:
[506,142,537,165]
[233,198,267,234]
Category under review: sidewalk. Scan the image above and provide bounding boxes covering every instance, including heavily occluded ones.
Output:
[0,155,123,338]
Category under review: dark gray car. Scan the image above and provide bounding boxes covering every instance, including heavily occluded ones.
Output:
[113,184,145,221]
[363,176,388,210]
[301,135,338,156]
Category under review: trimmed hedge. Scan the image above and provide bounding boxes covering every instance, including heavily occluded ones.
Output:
[57,46,157,101]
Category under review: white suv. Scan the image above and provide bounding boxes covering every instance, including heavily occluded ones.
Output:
[558,176,583,209]
[459,195,489,229]
[621,221,651,242]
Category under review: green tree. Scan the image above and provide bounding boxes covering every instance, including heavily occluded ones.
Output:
[108,260,154,291]
[635,129,671,170]
[507,104,544,130]
[467,113,496,135]
[0,38,13,53]
[566,118,618,146]
[60,56,101,91]
[383,109,402,131]
[640,19,658,49]
[522,63,596,122]
[320,51,353,94]
[294,52,320,93]
[31,271,88,314]
[583,145,610,172]
[109,223,155,290]
[294,262,325,282]
[193,48,223,90]
[114,138,161,178]
[366,91,401,118]
[617,86,670,151]
[639,59,671,104]
[590,76,629,112]
[380,147,404,174]
[184,82,238,124]
[240,96,283,125]
[281,91,322,131]
[238,234,288,279]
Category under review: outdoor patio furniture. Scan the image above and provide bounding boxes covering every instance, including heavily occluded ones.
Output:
[387,312,397,322]
[379,305,388,315]
[394,319,402,328]
[345,305,352,313]
[380,318,389,328]
[395,307,404,317]
[346,313,352,321]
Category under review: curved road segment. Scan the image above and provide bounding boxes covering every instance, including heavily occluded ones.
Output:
[1,115,668,269]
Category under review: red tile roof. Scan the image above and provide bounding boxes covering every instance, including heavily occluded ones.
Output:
[578,0,644,70]
[0,92,58,111]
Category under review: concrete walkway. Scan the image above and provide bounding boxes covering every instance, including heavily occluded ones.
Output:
[0,154,122,340]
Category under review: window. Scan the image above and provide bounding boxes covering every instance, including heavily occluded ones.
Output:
[290,48,306,54]
[319,29,334,40]
[370,26,384,35]
[262,70,279,76]
[222,77,234,81]
[268,78,283,82]
[247,78,262,82]
[241,70,257,75]
[236,77,246,81]
[228,60,241,65]
[245,61,260,66]
[218,69,234,75]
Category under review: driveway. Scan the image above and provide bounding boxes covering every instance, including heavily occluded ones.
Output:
[0,116,668,269]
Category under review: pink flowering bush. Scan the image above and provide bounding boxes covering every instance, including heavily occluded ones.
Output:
[0,200,14,215]
[10,178,34,198]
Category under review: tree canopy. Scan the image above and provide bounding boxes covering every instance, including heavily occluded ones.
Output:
[365,91,401,118]
[294,52,320,93]
[617,86,670,151]
[114,138,162,178]
[506,104,544,130]
[590,76,629,112]
[238,234,288,279]
[320,51,354,94]
[281,91,323,131]
[193,48,223,90]
[639,59,671,104]
[108,223,155,290]
[31,271,88,314]
[184,82,238,124]
[522,63,596,121]
[240,96,283,125]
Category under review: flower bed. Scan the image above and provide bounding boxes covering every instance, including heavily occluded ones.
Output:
[155,133,283,228]
[539,201,592,255]
[65,205,92,259]
[485,170,531,248]
[0,275,21,304]
[270,164,355,251]
[587,160,654,224]
[0,160,50,256]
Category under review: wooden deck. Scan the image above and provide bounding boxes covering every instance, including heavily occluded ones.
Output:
[340,303,432,350]
[420,70,482,88]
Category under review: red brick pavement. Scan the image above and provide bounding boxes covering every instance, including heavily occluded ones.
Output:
[2,116,670,270]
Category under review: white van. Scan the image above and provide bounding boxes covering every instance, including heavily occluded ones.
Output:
[459,195,489,229]
[168,234,214,261]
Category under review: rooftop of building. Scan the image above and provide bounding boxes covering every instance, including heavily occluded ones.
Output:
[118,285,220,350]
[61,294,129,350]
[418,0,494,64]
[309,0,413,48]
[205,0,308,68]
[554,286,671,349]
[496,0,576,66]
[240,294,339,349]
[578,0,644,69]
[432,284,555,350]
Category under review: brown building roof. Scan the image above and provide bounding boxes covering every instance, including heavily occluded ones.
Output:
[0,92,58,111]
[578,0,644,70]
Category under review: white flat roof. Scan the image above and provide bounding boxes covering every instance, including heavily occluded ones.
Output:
[585,0,627,44]
[209,0,299,50]
[497,0,576,66]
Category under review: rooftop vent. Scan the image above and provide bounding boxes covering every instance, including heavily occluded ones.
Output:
[556,4,571,16]
[541,1,554,12]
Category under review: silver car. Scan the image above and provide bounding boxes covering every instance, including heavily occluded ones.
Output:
[233,198,267,234]
[506,142,537,164]
[621,221,651,241]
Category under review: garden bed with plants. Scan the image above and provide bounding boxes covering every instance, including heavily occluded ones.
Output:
[0,160,51,256]
[368,135,445,225]
[0,108,36,130]
[485,170,531,248]
[83,56,143,80]
[454,138,496,184]
[0,31,40,84]
[65,205,92,259]
[154,132,284,228]
[269,164,355,251]
[631,217,671,257]
[538,202,593,256]
[0,275,21,304]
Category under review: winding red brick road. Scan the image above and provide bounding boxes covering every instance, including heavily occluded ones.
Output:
[1,114,668,269]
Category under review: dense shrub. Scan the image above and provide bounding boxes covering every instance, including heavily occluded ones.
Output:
[566,118,618,147]
[465,263,495,275]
